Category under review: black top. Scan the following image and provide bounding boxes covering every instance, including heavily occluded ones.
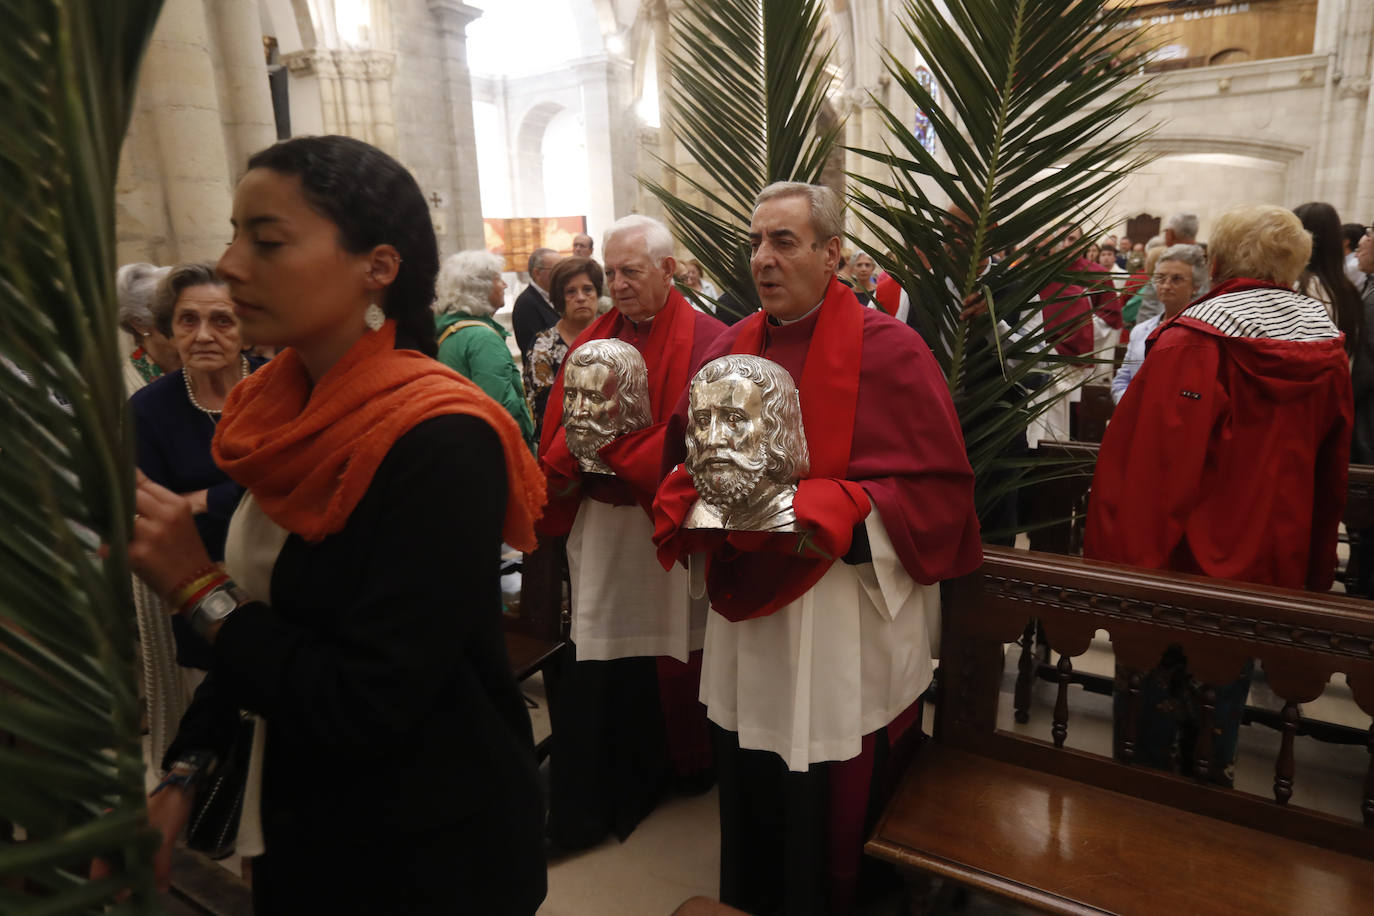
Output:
[511,284,559,356]
[130,365,264,560]
[166,415,546,914]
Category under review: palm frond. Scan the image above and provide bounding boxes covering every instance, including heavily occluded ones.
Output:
[0,0,165,909]
[850,0,1156,524]
[644,0,842,317]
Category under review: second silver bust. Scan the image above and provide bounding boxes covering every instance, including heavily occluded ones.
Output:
[562,339,652,475]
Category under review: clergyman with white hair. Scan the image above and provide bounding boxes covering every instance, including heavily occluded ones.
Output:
[536,213,726,854]
[433,249,535,443]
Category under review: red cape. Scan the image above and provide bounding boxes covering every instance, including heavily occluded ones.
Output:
[537,288,725,534]
[654,277,982,620]
[1038,282,1095,356]
[1085,282,1352,590]
[873,274,902,317]
[1072,256,1123,329]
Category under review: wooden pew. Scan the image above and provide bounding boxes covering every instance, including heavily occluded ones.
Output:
[505,534,568,683]
[866,547,1374,914]
[505,535,569,764]
[1073,384,1114,444]
[1014,450,1374,739]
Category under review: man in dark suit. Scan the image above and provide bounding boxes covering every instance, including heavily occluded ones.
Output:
[512,246,564,357]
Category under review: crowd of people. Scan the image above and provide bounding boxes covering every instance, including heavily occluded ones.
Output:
[117,130,1372,915]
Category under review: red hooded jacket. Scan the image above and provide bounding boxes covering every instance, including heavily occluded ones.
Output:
[1086,282,1352,590]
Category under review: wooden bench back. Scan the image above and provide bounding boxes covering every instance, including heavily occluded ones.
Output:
[938,547,1374,859]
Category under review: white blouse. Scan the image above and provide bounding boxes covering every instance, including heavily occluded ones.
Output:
[222,493,290,859]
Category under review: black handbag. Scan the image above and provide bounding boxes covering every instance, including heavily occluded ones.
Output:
[186,714,255,859]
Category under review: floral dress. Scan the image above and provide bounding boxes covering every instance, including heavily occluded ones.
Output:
[523,324,570,434]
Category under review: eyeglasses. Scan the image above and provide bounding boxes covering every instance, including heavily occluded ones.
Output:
[1152,272,1192,286]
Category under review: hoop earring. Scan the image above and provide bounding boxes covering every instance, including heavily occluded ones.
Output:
[364,303,385,332]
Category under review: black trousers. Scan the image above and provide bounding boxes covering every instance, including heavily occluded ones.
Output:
[544,643,670,849]
[713,724,900,916]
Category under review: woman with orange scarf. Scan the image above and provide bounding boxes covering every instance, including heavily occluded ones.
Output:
[127,137,548,914]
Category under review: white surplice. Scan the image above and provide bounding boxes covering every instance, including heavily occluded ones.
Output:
[567,499,705,662]
[699,504,940,772]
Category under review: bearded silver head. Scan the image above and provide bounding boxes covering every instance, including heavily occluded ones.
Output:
[683,355,809,531]
[563,339,652,474]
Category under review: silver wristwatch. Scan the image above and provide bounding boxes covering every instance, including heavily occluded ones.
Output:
[188,581,250,640]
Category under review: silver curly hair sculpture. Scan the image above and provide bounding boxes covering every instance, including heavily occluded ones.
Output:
[566,339,653,428]
[687,355,810,480]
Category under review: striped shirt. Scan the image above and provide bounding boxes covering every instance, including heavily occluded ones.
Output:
[1182,287,1339,342]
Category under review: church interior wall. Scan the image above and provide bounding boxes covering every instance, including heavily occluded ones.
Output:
[113,0,1374,289]
[389,0,464,252]
[1109,152,1291,242]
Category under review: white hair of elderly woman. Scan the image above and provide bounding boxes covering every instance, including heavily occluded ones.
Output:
[434,249,506,317]
[116,262,172,334]
[1156,243,1209,295]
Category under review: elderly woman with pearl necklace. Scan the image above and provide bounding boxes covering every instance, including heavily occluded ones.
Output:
[128,261,262,668]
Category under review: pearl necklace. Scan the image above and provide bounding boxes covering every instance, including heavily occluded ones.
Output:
[184,355,249,417]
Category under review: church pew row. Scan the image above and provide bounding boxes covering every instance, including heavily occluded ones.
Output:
[866,546,1374,915]
[1014,445,1374,746]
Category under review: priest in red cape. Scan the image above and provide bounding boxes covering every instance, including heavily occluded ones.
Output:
[653,182,982,915]
[537,214,725,853]
[1085,204,1351,786]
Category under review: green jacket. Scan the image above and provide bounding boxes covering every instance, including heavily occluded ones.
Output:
[435,311,535,443]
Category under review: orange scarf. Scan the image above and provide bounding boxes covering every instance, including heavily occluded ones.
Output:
[213,321,544,550]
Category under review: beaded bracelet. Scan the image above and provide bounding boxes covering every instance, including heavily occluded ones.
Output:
[167,563,222,604]
[169,570,224,613]
[174,572,230,617]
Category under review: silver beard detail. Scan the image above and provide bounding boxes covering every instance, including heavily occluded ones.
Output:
[695,452,767,509]
[565,421,618,474]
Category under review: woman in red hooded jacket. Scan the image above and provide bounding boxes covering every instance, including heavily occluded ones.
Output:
[1086,204,1352,784]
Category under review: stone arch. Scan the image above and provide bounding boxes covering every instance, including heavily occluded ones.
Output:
[1209,47,1252,66]
[1136,134,1306,166]
[516,101,567,216]
[1115,135,1310,238]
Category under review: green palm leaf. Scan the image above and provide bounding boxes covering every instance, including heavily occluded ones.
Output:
[643,0,842,316]
[0,0,165,909]
[850,0,1157,528]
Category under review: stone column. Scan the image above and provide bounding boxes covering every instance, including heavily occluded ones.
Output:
[281,47,398,154]
[207,0,278,174]
[650,0,678,198]
[134,0,235,262]
[1341,0,1374,217]
[574,55,636,237]
[1315,0,1373,211]
[428,0,486,251]
[839,1,896,245]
